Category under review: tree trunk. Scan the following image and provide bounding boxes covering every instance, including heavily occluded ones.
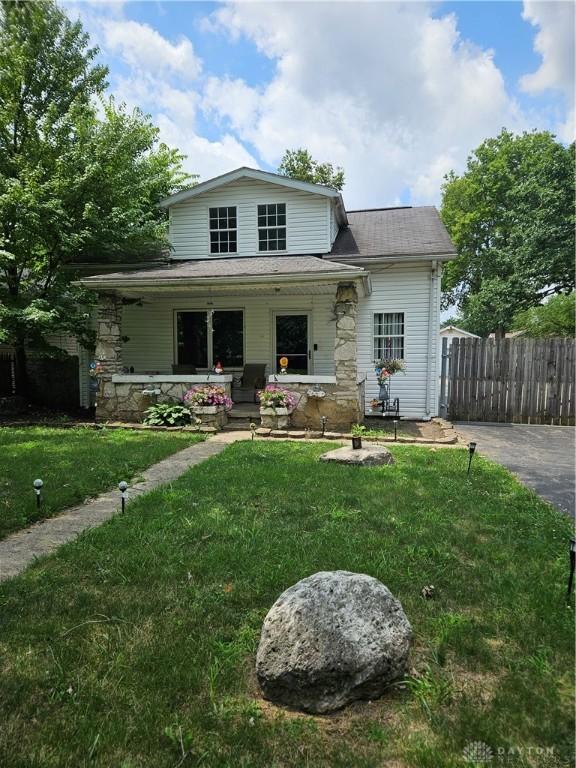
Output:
[13,340,29,397]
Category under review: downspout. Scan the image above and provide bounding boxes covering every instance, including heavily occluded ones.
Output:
[425,260,438,417]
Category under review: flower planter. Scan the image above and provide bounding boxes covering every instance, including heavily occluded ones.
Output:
[260,406,291,430]
[351,436,363,450]
[191,405,228,430]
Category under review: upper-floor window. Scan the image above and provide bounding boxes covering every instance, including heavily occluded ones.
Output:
[209,206,237,254]
[258,203,286,251]
[374,312,405,360]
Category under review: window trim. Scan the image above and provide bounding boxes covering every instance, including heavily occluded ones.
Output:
[373,311,405,361]
[208,206,238,255]
[258,202,287,253]
[173,308,245,370]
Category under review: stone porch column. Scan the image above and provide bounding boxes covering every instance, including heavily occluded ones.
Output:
[94,293,123,420]
[333,282,361,426]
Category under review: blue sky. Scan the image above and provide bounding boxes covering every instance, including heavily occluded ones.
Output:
[71,1,574,208]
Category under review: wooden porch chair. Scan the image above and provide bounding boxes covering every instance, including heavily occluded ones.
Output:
[232,364,267,403]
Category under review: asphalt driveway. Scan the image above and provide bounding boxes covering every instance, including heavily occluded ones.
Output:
[455,423,575,517]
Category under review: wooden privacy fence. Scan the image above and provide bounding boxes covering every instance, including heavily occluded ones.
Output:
[440,337,575,425]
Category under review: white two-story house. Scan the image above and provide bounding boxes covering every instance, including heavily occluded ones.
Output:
[80,167,456,428]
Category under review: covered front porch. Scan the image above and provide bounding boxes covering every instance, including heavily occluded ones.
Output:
[85,260,369,429]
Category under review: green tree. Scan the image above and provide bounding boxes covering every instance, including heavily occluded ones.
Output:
[441,129,575,338]
[278,148,345,190]
[511,292,575,337]
[0,1,190,394]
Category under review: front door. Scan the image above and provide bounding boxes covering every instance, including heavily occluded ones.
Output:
[274,314,309,374]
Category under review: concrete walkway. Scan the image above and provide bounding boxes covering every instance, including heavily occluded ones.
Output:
[455,423,575,517]
[0,434,243,583]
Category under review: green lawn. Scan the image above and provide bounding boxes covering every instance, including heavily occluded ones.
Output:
[0,427,203,539]
[0,441,573,767]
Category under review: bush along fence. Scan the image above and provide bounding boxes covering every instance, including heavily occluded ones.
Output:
[440,337,575,425]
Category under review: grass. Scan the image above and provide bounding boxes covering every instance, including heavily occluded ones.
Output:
[0,427,203,539]
[0,441,573,767]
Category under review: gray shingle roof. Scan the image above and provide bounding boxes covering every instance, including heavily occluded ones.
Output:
[329,206,456,259]
[80,255,363,285]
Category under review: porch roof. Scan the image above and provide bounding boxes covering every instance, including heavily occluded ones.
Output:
[78,255,366,291]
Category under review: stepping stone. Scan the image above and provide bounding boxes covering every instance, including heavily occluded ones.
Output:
[319,445,395,466]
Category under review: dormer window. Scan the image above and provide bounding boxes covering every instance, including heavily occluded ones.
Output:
[209,206,237,254]
[258,203,286,251]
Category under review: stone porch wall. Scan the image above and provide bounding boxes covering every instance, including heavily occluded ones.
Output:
[286,382,363,431]
[98,380,232,423]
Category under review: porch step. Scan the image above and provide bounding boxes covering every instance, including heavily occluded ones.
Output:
[224,419,257,431]
[229,406,260,419]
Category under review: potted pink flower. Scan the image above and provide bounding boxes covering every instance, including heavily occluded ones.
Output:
[183,385,233,430]
[258,385,297,430]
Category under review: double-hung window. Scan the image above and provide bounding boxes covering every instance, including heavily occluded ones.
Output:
[373,312,405,360]
[209,206,237,254]
[258,203,286,251]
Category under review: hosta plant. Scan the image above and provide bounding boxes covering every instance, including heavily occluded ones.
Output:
[143,403,195,427]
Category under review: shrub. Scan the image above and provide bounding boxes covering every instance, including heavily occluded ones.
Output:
[258,385,297,410]
[183,385,233,410]
[143,403,195,427]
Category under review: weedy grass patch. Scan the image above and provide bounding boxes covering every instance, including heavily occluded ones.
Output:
[0,441,572,767]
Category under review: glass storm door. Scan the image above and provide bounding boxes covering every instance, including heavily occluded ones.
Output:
[275,314,309,374]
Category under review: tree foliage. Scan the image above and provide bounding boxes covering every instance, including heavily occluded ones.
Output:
[441,129,575,337]
[0,0,191,392]
[511,292,575,337]
[278,148,345,190]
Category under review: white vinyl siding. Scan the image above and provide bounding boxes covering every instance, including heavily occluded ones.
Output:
[169,178,331,259]
[121,292,337,376]
[357,264,440,419]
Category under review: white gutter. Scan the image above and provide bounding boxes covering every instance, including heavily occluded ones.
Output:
[328,251,456,264]
[425,259,439,416]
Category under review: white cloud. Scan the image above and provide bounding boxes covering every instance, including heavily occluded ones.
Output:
[101,19,202,79]
[202,2,530,207]
[521,1,574,95]
[520,0,575,141]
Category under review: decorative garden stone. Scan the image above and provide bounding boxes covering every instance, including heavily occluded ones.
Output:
[319,445,395,466]
[256,570,412,713]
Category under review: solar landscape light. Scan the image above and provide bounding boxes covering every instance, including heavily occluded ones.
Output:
[393,420,398,442]
[118,480,128,513]
[567,538,576,604]
[467,442,477,476]
[320,416,327,436]
[250,422,257,441]
[33,479,43,509]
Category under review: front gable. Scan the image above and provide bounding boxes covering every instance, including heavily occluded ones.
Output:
[164,168,346,261]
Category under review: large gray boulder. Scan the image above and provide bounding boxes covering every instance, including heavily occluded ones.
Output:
[256,571,412,713]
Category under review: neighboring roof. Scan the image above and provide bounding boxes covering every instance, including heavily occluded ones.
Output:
[328,206,456,261]
[440,325,480,338]
[159,167,347,225]
[79,255,364,289]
